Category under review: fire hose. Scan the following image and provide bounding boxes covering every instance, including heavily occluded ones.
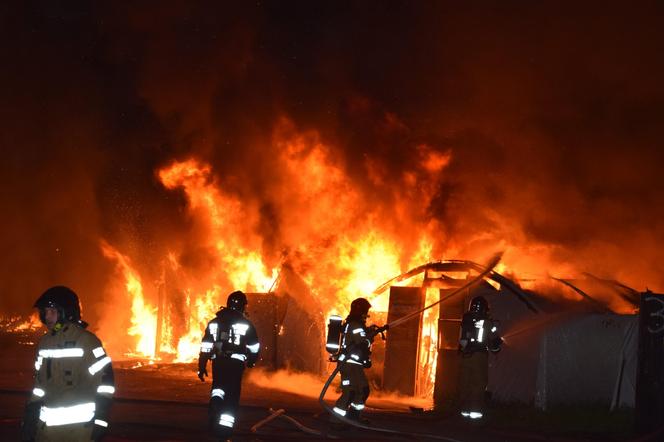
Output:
[251,407,338,438]
[318,362,464,441]
[253,254,501,438]
[317,253,503,440]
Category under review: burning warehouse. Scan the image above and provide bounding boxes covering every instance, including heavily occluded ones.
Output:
[1,1,664,441]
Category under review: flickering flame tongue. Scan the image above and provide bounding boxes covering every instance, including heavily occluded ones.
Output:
[159,158,277,293]
[173,289,219,363]
[126,275,157,357]
[102,242,157,358]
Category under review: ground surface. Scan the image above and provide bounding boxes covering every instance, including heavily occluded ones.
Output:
[0,330,653,441]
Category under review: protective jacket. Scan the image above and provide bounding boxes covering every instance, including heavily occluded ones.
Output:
[198,308,259,438]
[337,318,372,367]
[24,322,114,441]
[199,308,260,367]
[458,311,502,354]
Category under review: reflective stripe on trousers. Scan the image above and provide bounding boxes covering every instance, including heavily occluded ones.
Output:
[219,413,235,428]
[461,411,483,419]
[39,402,95,426]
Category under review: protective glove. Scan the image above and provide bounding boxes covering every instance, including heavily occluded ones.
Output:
[197,367,208,382]
[367,324,388,342]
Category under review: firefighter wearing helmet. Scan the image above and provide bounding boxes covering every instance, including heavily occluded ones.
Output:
[458,295,502,421]
[332,297,378,424]
[21,286,115,441]
[197,290,260,440]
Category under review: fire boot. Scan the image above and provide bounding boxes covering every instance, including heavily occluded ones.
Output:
[347,406,370,425]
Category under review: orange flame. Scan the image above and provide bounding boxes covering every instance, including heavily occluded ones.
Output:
[0,313,42,332]
[418,287,440,396]
[96,121,637,402]
[101,241,158,359]
[159,158,277,293]
[173,288,219,363]
[100,124,453,373]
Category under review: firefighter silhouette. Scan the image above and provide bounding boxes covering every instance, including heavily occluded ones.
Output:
[333,297,374,423]
[458,295,502,420]
[198,291,259,440]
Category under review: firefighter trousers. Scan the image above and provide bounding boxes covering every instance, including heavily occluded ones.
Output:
[35,421,94,441]
[335,362,369,420]
[209,357,245,438]
[459,350,488,415]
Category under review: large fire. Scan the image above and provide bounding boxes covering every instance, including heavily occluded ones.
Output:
[93,123,636,399]
[98,125,445,370]
[2,2,662,414]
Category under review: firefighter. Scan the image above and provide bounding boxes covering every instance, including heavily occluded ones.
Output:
[333,297,377,424]
[197,290,260,440]
[21,286,115,441]
[458,295,502,421]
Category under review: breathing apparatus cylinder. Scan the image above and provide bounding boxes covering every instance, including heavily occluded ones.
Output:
[326,315,343,355]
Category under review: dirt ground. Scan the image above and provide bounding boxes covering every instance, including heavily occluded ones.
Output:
[0,330,650,441]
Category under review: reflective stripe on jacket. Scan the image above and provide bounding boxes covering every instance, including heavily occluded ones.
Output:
[29,323,114,426]
[199,308,260,367]
[339,318,371,366]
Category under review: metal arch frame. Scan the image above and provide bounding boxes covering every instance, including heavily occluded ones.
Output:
[372,258,540,314]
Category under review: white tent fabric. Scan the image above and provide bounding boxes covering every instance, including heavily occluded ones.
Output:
[489,313,637,409]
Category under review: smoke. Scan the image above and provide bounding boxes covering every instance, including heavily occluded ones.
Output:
[246,367,431,410]
[246,368,325,399]
[2,1,664,324]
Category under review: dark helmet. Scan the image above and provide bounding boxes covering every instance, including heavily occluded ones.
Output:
[469,296,489,314]
[227,290,248,312]
[349,297,371,318]
[34,286,81,324]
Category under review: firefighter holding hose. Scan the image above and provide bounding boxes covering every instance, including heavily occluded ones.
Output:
[330,297,386,424]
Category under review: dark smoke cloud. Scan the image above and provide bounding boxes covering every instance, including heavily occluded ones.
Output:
[2,1,664,319]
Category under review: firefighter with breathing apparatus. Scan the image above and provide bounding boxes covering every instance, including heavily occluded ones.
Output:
[326,297,387,424]
[197,290,260,440]
[458,295,502,421]
[21,286,115,441]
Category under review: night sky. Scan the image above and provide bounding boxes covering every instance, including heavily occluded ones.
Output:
[1,1,663,318]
